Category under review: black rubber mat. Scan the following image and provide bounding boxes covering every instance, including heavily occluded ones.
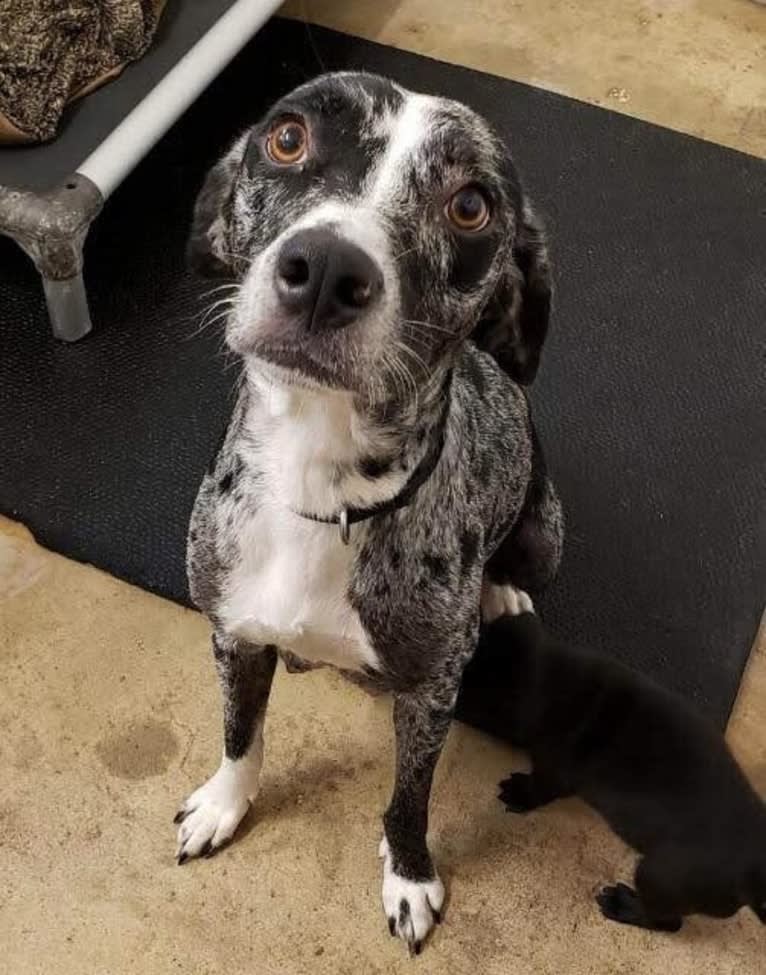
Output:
[1,19,763,727]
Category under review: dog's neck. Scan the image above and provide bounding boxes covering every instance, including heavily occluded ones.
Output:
[242,363,449,519]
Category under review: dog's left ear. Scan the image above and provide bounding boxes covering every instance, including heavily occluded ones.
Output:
[472,202,552,385]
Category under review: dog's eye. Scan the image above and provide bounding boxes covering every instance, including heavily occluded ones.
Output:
[266,117,308,165]
[446,186,491,232]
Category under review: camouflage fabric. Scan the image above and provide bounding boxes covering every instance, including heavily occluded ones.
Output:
[0,0,166,143]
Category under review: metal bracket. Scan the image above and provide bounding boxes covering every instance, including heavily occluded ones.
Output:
[0,174,103,340]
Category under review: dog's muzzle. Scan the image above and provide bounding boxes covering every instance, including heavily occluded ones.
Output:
[274,227,384,333]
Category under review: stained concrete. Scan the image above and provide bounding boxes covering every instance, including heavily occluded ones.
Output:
[3,2,765,971]
[283,0,766,157]
[1,518,764,975]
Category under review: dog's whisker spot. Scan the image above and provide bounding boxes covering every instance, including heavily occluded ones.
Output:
[197,282,241,301]
[401,318,453,335]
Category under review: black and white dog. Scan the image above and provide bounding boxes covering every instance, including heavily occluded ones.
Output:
[458,592,766,932]
[174,72,563,952]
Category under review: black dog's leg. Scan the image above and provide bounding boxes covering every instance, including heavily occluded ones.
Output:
[498,766,571,813]
[175,634,277,862]
[597,856,683,932]
[596,883,682,932]
[381,684,453,953]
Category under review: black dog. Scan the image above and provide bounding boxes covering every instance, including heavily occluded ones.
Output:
[457,597,766,931]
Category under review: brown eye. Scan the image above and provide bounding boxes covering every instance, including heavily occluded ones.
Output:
[267,118,308,165]
[446,186,491,232]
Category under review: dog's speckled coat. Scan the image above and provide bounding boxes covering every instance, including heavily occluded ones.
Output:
[176,72,562,952]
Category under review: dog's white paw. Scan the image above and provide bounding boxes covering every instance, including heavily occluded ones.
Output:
[379,836,445,954]
[174,757,257,863]
[480,581,534,623]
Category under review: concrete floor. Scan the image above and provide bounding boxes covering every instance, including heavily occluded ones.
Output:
[2,2,765,973]
[283,0,766,157]
[2,518,764,974]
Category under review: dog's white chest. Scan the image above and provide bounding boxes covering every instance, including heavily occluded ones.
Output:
[220,505,377,672]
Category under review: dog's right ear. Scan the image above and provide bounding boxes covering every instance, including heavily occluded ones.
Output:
[186,133,248,277]
[472,202,552,385]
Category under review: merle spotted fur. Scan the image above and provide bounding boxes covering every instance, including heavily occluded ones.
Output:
[175,72,563,953]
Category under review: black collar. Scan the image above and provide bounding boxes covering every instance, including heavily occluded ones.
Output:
[294,399,449,545]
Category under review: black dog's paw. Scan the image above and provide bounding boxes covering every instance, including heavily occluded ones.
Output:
[597,883,641,923]
[596,884,682,933]
[498,773,539,813]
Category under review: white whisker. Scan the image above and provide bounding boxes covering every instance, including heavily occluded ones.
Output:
[401,318,453,335]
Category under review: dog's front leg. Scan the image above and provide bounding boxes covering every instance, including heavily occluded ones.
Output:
[174,634,277,862]
[380,686,453,953]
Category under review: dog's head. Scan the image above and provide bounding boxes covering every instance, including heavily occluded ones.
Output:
[189,72,551,397]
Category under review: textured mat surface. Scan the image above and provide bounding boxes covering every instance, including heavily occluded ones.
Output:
[1,19,763,726]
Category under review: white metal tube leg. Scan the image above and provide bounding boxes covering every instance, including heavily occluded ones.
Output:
[42,272,93,342]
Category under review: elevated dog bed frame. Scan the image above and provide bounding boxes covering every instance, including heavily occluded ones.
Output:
[0,0,281,341]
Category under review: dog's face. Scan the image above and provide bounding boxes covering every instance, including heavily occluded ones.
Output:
[189,73,551,398]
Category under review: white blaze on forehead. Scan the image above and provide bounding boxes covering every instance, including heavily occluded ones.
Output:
[245,89,441,314]
[368,92,436,205]
[284,198,392,265]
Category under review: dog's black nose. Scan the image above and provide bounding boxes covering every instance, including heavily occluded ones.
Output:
[275,228,383,331]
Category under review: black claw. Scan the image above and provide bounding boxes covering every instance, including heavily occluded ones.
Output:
[199,840,213,859]
[399,897,411,928]
[177,851,189,866]
[388,917,396,937]
[413,941,422,956]
[173,809,186,825]
[426,895,442,925]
